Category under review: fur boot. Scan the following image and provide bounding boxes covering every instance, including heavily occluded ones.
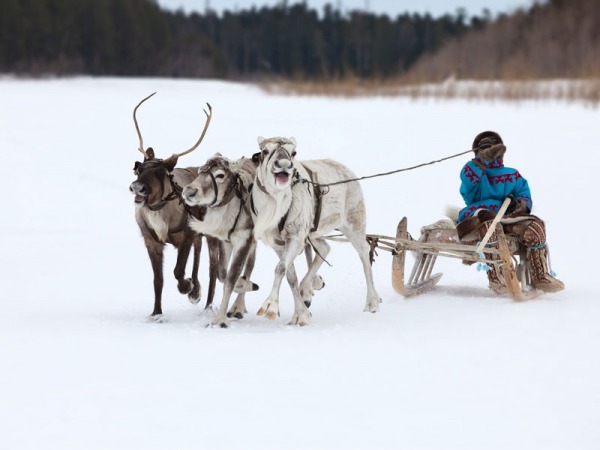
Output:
[478,221,508,294]
[521,220,565,293]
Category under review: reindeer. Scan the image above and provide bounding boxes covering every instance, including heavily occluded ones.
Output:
[251,136,381,326]
[129,93,220,321]
[182,154,259,328]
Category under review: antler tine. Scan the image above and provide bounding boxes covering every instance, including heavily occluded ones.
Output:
[173,103,213,159]
[133,92,157,158]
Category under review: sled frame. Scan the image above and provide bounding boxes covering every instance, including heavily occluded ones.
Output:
[386,217,543,300]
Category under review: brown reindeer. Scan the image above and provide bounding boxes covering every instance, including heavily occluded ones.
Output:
[129,92,220,321]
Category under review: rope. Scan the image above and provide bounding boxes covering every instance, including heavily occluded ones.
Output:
[298,148,473,188]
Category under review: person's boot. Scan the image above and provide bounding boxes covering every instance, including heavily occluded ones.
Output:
[486,267,508,294]
[478,220,508,294]
[520,220,565,293]
[528,246,565,293]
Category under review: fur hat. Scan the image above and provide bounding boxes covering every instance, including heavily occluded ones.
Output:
[472,131,503,151]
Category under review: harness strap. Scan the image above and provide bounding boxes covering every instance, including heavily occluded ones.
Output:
[303,167,322,233]
[213,173,240,208]
[278,211,289,233]
[248,183,257,216]
[255,176,270,195]
[306,236,333,267]
[226,178,248,241]
[148,173,185,212]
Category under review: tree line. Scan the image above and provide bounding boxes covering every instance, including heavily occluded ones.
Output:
[404,0,600,81]
[3,0,594,81]
[0,0,479,79]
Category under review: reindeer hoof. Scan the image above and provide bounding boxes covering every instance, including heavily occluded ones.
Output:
[211,316,229,328]
[264,311,278,320]
[177,278,193,295]
[188,282,201,304]
[312,275,325,291]
[234,277,260,294]
[363,303,380,313]
[287,313,311,326]
[227,311,244,320]
[146,314,166,323]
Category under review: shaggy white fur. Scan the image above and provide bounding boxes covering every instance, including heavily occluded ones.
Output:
[251,136,381,326]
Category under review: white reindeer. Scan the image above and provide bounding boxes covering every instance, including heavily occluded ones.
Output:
[182,154,259,328]
[251,136,381,326]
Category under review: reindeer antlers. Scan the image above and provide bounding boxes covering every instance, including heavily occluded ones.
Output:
[172,103,212,159]
[133,92,157,158]
[133,93,213,160]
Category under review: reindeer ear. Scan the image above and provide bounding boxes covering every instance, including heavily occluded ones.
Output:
[252,152,261,165]
[257,136,265,146]
[133,161,142,173]
[164,155,179,172]
[144,147,156,161]
[289,137,297,146]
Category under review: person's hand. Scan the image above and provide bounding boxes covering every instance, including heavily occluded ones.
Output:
[506,195,529,216]
[471,158,487,170]
[477,143,506,162]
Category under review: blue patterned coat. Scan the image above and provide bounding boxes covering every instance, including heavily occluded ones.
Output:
[458,156,532,222]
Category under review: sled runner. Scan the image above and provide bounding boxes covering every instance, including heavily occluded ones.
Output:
[365,215,544,301]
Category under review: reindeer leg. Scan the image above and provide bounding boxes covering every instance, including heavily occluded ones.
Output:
[299,238,330,307]
[228,240,258,319]
[174,230,194,296]
[258,239,305,322]
[342,227,382,313]
[233,241,259,294]
[218,240,231,283]
[205,236,220,309]
[304,244,324,291]
[257,246,287,320]
[286,262,311,326]
[187,235,202,304]
[212,239,253,328]
[144,239,166,320]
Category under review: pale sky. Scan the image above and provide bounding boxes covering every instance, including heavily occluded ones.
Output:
[157,0,535,17]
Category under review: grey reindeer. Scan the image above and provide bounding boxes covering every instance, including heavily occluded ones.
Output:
[182,154,260,328]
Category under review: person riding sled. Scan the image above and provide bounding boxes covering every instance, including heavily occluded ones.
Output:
[456,131,564,294]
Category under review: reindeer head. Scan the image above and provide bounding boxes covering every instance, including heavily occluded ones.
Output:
[129,92,212,208]
[255,136,298,192]
[182,154,242,208]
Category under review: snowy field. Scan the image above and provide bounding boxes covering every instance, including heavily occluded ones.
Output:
[1,77,599,450]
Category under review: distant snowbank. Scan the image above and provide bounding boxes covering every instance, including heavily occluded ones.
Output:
[262,78,600,105]
[398,78,600,104]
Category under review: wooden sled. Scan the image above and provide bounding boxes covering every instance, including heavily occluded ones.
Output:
[328,197,544,300]
[380,216,544,300]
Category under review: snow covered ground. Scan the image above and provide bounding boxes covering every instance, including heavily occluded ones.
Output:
[1,77,598,450]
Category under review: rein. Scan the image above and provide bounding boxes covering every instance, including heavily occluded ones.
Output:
[296,148,473,190]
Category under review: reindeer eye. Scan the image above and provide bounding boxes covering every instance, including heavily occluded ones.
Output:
[215,173,225,180]
[262,149,269,155]
[291,151,297,157]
